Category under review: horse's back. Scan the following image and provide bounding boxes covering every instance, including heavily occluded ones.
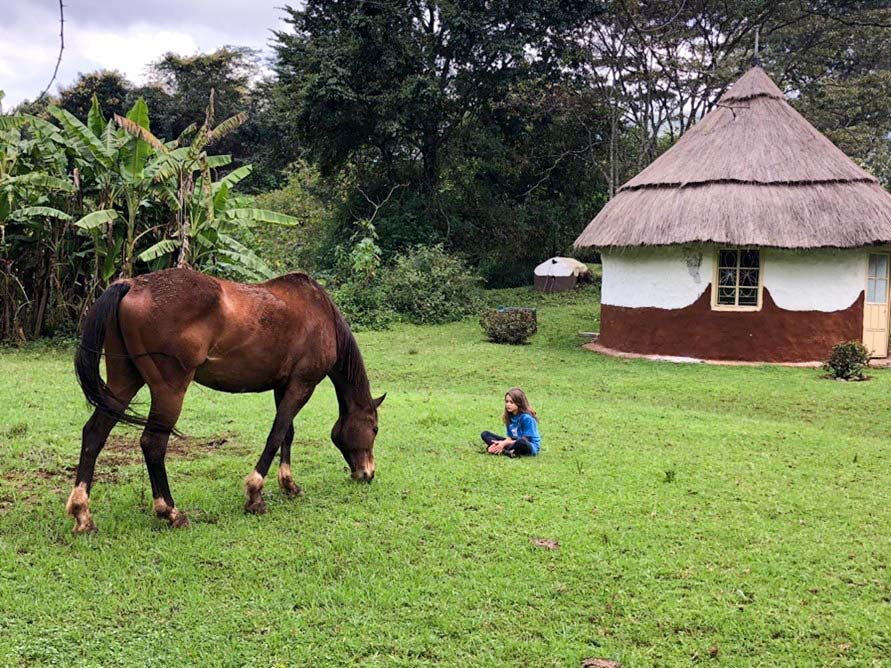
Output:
[116,268,337,392]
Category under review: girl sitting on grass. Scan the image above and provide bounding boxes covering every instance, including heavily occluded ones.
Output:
[481,387,541,457]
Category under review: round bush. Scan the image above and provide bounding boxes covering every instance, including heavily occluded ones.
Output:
[823,340,870,380]
[330,279,395,331]
[480,307,538,344]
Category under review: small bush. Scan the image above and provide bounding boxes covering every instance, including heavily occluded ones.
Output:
[480,307,537,344]
[382,245,482,324]
[823,341,870,380]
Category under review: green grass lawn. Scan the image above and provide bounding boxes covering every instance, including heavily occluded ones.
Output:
[1,286,889,667]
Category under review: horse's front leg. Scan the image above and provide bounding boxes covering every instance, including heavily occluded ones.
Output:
[245,381,315,514]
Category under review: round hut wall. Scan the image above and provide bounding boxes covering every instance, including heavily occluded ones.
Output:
[600,247,867,362]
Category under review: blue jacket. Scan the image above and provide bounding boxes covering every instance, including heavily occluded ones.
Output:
[507,412,541,455]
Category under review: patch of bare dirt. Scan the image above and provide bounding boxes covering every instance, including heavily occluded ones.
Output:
[0,433,241,512]
[103,433,241,461]
[530,537,560,550]
[582,659,621,668]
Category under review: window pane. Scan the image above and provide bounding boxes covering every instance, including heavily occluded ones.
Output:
[869,254,879,277]
[876,255,888,278]
[739,268,759,287]
[739,288,758,305]
[875,278,887,302]
[719,250,738,268]
[718,287,736,305]
[867,279,877,303]
[740,249,759,268]
[718,268,737,287]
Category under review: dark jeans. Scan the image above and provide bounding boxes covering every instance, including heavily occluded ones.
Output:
[481,430,535,457]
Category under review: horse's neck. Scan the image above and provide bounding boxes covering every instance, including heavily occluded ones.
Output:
[329,368,372,415]
[327,308,372,414]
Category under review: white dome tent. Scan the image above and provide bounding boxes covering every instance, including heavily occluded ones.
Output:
[533,257,591,292]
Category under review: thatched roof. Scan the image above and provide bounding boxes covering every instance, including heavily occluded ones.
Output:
[575,67,891,249]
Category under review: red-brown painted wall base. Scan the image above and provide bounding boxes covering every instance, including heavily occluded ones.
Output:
[600,287,864,362]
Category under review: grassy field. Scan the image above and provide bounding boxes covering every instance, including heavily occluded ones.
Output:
[1,285,889,667]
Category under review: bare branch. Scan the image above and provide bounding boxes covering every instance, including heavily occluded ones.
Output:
[357,183,407,224]
[37,0,65,102]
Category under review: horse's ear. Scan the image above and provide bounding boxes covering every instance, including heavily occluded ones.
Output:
[373,393,386,408]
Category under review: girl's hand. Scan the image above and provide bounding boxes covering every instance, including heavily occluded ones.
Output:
[487,441,506,454]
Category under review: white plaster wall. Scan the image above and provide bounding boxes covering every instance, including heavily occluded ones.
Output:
[763,249,865,312]
[601,247,713,308]
[602,246,868,311]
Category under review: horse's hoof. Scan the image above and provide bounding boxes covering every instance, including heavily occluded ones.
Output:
[245,500,267,515]
[170,513,190,529]
[281,480,304,498]
[72,519,97,534]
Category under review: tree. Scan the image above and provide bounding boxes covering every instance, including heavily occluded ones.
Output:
[146,47,260,171]
[273,1,599,186]
[577,0,891,193]
[266,0,609,285]
[58,70,133,123]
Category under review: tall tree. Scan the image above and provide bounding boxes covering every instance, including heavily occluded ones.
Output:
[146,47,260,168]
[271,0,600,188]
[266,0,609,285]
[57,70,133,123]
[578,0,891,193]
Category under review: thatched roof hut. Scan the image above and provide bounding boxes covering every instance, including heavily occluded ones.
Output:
[575,66,891,362]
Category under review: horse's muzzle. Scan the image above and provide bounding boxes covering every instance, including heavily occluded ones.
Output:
[350,467,375,483]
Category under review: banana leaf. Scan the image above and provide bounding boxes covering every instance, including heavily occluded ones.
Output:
[74,209,119,230]
[138,238,181,262]
[10,206,72,222]
[222,208,300,227]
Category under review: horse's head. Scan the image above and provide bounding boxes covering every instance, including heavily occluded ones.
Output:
[331,394,385,482]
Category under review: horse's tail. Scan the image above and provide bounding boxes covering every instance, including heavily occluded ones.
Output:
[75,282,153,430]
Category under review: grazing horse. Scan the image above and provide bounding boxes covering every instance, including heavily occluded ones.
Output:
[66,268,384,533]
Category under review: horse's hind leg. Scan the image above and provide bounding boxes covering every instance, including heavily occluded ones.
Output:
[246,381,315,514]
[141,385,190,528]
[275,388,303,498]
[67,353,144,533]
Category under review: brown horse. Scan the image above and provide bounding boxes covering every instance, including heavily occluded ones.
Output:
[66,268,384,532]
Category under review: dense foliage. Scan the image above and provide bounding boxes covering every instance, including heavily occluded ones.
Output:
[382,245,482,325]
[0,95,297,341]
[2,1,890,340]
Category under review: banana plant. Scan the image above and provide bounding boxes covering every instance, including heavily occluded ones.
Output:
[137,162,300,280]
[0,114,77,338]
[120,90,300,280]
[49,95,161,278]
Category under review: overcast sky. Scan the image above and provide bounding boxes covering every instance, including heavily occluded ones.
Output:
[0,0,292,110]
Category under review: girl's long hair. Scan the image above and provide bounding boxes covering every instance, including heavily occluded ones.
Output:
[502,387,538,426]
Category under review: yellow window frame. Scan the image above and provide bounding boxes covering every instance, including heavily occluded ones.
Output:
[711,248,763,312]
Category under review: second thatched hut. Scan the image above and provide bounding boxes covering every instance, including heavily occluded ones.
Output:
[574,66,891,362]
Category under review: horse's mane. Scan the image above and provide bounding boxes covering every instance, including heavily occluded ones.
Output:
[331,307,370,392]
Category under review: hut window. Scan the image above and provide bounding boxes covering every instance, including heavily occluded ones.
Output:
[714,249,761,309]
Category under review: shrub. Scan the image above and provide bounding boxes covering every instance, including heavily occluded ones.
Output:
[480,307,537,344]
[330,279,395,331]
[381,245,482,324]
[823,341,870,380]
